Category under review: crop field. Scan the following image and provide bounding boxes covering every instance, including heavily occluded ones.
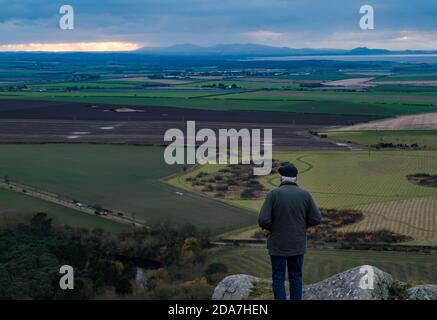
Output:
[208,89,437,104]
[333,113,437,131]
[324,130,437,149]
[1,91,434,117]
[167,150,437,245]
[180,79,299,90]
[0,144,256,234]
[272,74,372,81]
[209,246,437,286]
[371,85,437,93]
[342,197,437,246]
[29,81,144,89]
[376,74,437,82]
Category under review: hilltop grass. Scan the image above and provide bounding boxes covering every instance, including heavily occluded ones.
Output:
[209,246,437,286]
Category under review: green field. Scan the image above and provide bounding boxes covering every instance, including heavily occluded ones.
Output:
[167,150,437,245]
[1,91,435,117]
[377,74,437,81]
[28,81,143,89]
[181,79,299,90]
[323,130,437,149]
[371,85,437,93]
[0,144,255,234]
[209,246,437,286]
[209,90,437,104]
[0,187,126,232]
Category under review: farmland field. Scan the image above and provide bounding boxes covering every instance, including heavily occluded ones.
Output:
[323,130,437,149]
[0,187,126,232]
[209,246,437,286]
[208,89,437,104]
[167,150,437,245]
[180,79,299,89]
[0,144,256,234]
[2,85,437,116]
[332,113,437,131]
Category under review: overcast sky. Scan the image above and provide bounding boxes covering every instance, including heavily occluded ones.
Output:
[0,0,436,51]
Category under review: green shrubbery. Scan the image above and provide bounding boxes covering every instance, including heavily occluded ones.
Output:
[0,213,216,300]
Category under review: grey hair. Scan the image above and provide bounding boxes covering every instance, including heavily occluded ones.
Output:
[281,175,297,183]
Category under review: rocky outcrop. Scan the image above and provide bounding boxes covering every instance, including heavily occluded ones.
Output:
[212,265,436,300]
[303,265,407,300]
[212,274,261,300]
[406,285,437,300]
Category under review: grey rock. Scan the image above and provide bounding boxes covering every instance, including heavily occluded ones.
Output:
[303,265,400,300]
[212,274,261,300]
[212,265,436,300]
[406,285,437,300]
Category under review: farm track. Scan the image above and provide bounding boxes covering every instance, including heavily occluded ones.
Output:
[266,155,315,187]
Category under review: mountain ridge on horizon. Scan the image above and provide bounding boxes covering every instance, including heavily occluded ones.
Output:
[137,43,437,56]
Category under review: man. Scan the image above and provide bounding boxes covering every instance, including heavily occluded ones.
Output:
[258,164,321,300]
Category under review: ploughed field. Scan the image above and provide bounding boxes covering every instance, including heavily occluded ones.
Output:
[0,99,375,149]
[0,99,379,123]
[0,144,255,234]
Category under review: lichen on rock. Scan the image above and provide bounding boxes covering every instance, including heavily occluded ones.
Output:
[212,265,436,300]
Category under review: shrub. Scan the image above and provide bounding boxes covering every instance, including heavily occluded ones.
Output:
[241,189,256,199]
[196,172,208,178]
[202,185,214,192]
[205,263,228,276]
[215,184,229,191]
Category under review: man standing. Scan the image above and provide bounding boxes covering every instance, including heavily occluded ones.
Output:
[258,164,321,300]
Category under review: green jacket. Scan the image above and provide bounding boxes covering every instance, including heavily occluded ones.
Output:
[258,183,321,256]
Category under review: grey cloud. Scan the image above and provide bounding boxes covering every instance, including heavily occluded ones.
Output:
[0,0,435,48]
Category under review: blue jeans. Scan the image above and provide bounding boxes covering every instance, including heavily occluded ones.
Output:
[270,255,304,300]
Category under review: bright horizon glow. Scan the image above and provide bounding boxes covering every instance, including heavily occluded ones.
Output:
[0,42,141,52]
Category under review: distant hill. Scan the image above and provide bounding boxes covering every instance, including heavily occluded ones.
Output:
[137,44,437,56]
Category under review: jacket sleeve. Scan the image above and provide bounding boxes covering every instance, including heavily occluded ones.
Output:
[306,193,321,228]
[258,191,274,230]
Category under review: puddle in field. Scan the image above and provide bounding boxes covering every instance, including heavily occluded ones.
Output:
[67,135,80,139]
[71,132,90,135]
[99,126,114,130]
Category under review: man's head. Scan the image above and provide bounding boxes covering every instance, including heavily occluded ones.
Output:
[278,164,298,183]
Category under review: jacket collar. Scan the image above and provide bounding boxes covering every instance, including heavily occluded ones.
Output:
[279,181,298,187]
